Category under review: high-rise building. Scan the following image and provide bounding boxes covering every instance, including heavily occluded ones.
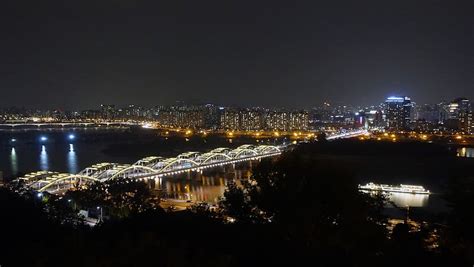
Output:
[364,109,384,127]
[445,98,472,134]
[384,96,412,131]
[287,111,309,131]
[220,108,240,130]
[100,104,117,120]
[264,110,308,131]
[156,105,205,129]
[416,104,441,124]
[240,109,263,131]
[203,104,221,130]
[219,108,308,132]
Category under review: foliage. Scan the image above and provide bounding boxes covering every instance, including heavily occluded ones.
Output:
[64,179,158,219]
[441,176,474,264]
[217,144,388,264]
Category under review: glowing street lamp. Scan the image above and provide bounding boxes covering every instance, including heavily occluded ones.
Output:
[68,134,76,141]
[40,136,48,142]
[97,206,103,222]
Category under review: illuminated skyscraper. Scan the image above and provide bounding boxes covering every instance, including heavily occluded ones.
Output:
[220,108,240,130]
[446,98,472,134]
[240,109,263,131]
[384,96,412,131]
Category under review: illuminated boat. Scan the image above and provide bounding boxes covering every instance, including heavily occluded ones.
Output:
[358,182,430,194]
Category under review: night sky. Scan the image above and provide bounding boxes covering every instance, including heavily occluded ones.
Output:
[0,1,472,109]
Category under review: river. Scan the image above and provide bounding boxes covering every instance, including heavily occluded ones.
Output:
[0,128,465,211]
[0,128,269,203]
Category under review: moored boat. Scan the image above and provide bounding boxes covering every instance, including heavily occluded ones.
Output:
[358,182,430,194]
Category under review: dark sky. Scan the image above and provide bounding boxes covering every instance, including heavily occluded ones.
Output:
[0,0,472,109]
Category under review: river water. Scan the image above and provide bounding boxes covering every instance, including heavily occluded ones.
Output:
[0,128,466,210]
[457,147,474,158]
[0,128,265,203]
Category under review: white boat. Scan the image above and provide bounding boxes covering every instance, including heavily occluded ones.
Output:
[358,182,430,194]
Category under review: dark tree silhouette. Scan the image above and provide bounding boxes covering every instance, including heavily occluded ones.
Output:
[218,144,388,265]
[442,176,474,265]
[64,179,158,219]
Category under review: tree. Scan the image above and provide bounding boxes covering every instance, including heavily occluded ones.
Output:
[441,176,474,265]
[217,144,388,265]
[64,179,158,219]
[219,180,266,224]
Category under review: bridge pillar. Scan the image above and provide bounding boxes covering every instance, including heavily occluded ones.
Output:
[147,179,156,190]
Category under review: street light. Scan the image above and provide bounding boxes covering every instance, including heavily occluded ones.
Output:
[68,134,76,141]
[97,206,103,222]
[40,136,48,142]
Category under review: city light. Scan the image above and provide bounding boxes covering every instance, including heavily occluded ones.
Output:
[387,96,404,100]
[37,192,43,198]
[11,138,17,142]
[40,136,48,142]
[68,134,76,140]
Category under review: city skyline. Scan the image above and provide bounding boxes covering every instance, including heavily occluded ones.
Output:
[1,1,473,109]
[1,93,473,111]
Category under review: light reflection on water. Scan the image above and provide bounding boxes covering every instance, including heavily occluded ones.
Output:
[67,144,78,174]
[389,192,429,208]
[457,147,474,158]
[149,169,251,203]
[39,145,49,171]
[362,190,430,208]
[10,148,18,176]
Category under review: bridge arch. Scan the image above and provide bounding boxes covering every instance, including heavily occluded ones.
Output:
[233,148,259,159]
[257,145,281,154]
[38,175,99,192]
[159,158,199,172]
[107,165,158,180]
[201,153,232,164]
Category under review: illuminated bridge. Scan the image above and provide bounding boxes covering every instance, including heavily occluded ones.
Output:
[326,129,368,140]
[0,122,137,128]
[19,144,282,194]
